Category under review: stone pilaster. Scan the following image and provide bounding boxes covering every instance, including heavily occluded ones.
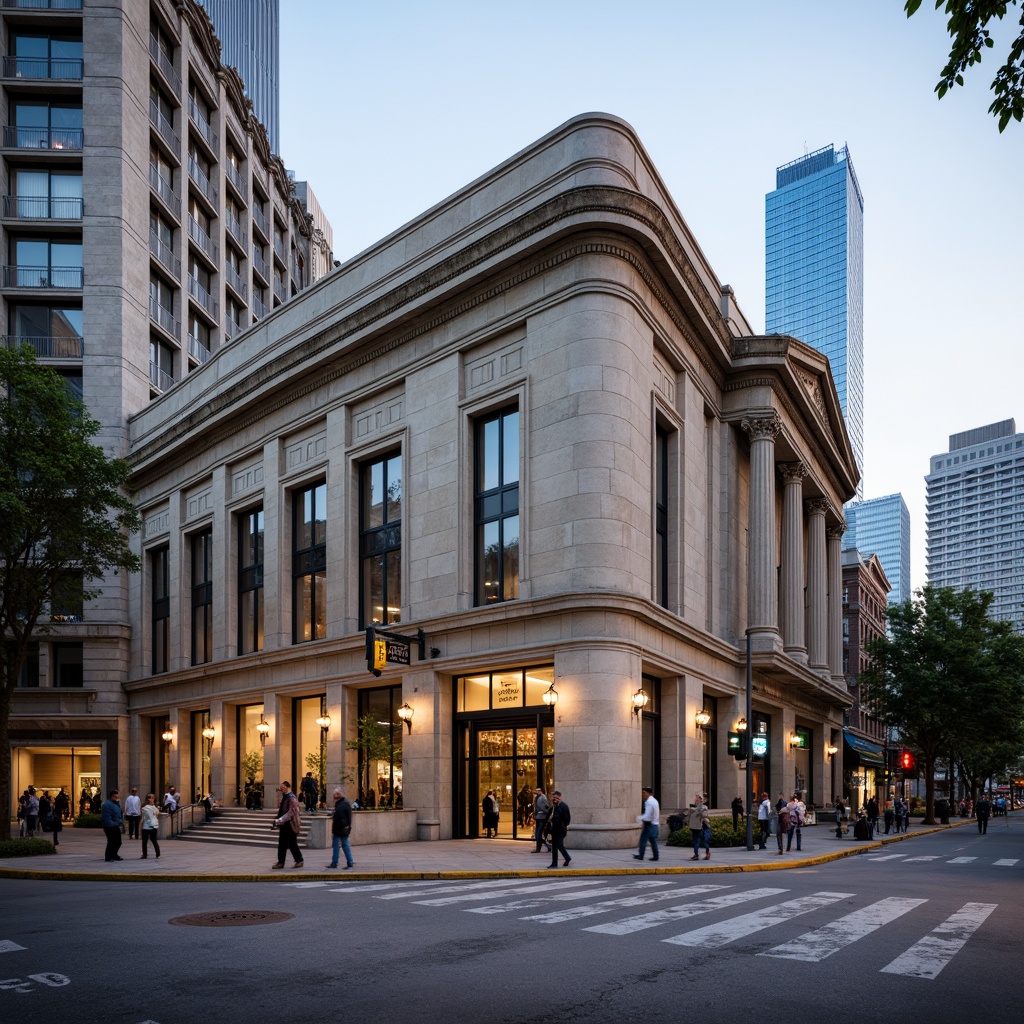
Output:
[779,462,807,663]
[741,415,782,651]
[827,521,846,685]
[805,498,830,672]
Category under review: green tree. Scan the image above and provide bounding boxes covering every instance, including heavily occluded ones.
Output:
[0,347,141,841]
[907,0,1024,130]
[861,586,1024,823]
[345,713,400,803]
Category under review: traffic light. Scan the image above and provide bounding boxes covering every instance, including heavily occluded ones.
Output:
[900,749,915,772]
[728,731,748,761]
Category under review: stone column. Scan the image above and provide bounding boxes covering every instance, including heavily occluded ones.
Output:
[779,463,807,663]
[741,415,781,651]
[805,499,829,672]
[827,522,846,686]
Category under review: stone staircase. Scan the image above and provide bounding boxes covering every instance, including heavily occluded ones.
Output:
[172,806,311,848]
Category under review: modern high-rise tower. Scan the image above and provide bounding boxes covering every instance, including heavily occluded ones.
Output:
[766,144,864,497]
[843,494,911,606]
[198,0,280,154]
[926,420,1024,633]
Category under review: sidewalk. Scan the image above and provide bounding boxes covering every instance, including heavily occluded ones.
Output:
[0,818,976,883]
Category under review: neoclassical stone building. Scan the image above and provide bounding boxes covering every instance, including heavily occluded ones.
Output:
[124,114,858,846]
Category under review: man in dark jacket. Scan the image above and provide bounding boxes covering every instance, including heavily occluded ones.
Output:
[976,794,992,834]
[100,789,123,862]
[326,787,354,869]
[532,788,551,853]
[547,791,571,869]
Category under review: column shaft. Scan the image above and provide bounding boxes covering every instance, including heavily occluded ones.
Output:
[805,499,829,671]
[780,463,807,662]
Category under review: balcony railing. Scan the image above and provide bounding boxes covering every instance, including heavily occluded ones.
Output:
[273,238,287,265]
[187,275,218,318]
[149,231,180,277]
[3,333,83,358]
[252,295,268,321]
[3,125,83,151]
[149,99,179,156]
[2,55,83,81]
[149,164,179,212]
[149,37,180,97]
[187,333,211,364]
[149,361,173,392]
[225,263,246,300]
[187,215,218,263]
[3,265,82,289]
[3,194,82,219]
[224,210,246,249]
[149,297,180,339]
[252,247,269,282]
[1,0,83,9]
[188,97,218,152]
[252,204,270,239]
[273,278,285,303]
[224,316,241,342]
[187,156,218,210]
[225,161,247,200]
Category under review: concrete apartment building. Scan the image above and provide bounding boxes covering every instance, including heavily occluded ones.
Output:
[123,114,859,846]
[6,0,329,814]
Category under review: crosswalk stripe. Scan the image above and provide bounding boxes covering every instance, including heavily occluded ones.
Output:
[867,854,907,862]
[903,856,941,862]
[993,859,1018,867]
[947,857,976,864]
[663,891,855,948]
[375,878,543,900]
[759,896,927,962]
[880,902,997,980]
[414,880,604,906]
[329,881,451,893]
[0,940,27,954]
[583,887,788,936]
[465,880,672,914]
[523,884,730,925]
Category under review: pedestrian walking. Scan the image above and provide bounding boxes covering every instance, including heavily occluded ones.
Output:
[731,795,744,833]
[532,788,551,853]
[46,806,62,848]
[271,780,304,869]
[775,800,791,855]
[634,786,660,862]
[140,793,161,859]
[124,787,142,840]
[867,795,880,834]
[25,787,39,836]
[326,787,354,869]
[883,800,895,834]
[834,798,846,839]
[547,791,571,868]
[101,789,124,862]
[54,787,69,822]
[976,794,991,834]
[757,792,771,849]
[482,789,499,838]
[687,793,711,861]
[786,794,805,852]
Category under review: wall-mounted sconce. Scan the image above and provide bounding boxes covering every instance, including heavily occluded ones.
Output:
[201,726,216,742]
[541,683,558,707]
[397,702,414,734]
[789,732,801,748]
[161,729,174,748]
[826,743,838,758]
[315,714,331,736]
[256,716,270,748]
[631,688,649,719]
[736,717,747,732]
[695,708,712,730]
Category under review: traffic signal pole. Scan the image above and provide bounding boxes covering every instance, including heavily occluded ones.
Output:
[745,629,754,851]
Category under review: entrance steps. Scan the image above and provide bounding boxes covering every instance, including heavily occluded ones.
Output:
[172,806,310,849]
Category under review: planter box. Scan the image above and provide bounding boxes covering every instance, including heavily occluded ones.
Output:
[303,809,418,849]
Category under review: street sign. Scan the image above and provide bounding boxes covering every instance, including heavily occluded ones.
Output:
[385,639,410,665]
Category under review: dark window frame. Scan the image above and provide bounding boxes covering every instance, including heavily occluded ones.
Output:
[474,406,519,605]
[190,528,213,665]
[151,545,170,674]
[238,505,264,655]
[359,451,401,627]
[292,479,327,644]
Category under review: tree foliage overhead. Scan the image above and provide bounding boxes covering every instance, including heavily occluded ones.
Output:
[0,346,141,840]
[907,0,1024,130]
[860,585,1024,821]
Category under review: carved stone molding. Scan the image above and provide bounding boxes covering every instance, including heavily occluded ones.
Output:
[805,497,831,517]
[827,522,847,540]
[779,461,807,483]
[740,414,782,442]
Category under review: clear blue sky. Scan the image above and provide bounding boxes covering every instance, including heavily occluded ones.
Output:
[280,1,1024,592]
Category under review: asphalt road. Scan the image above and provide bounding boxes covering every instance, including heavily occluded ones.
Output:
[1,819,1020,1024]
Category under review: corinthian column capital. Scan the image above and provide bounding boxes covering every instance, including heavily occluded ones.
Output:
[828,521,847,540]
[740,413,781,442]
[779,462,807,484]
[804,497,831,518]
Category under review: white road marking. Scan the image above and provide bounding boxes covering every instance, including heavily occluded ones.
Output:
[759,896,927,962]
[465,880,672,914]
[881,902,997,980]
[993,859,1018,867]
[0,941,27,954]
[583,887,788,935]
[414,880,603,905]
[375,878,542,900]
[27,973,69,987]
[903,856,941,862]
[286,882,330,888]
[866,854,907,861]
[328,881,450,893]
[664,891,854,948]
[947,857,976,864]
[523,884,730,925]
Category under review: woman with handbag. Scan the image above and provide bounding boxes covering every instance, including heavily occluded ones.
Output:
[271,780,304,869]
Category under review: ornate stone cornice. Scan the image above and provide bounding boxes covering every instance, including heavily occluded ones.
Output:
[181,0,222,71]
[740,414,782,442]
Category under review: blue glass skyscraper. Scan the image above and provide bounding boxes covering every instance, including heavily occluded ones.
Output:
[766,144,864,496]
[843,494,911,607]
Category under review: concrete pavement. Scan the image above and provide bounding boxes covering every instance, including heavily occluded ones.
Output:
[0,816,979,882]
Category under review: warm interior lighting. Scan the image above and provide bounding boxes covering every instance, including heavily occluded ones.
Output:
[631,688,649,718]
[397,702,414,734]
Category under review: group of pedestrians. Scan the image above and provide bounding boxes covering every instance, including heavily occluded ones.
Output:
[98,789,162,861]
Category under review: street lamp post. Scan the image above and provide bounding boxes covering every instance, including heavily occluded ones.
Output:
[744,629,754,851]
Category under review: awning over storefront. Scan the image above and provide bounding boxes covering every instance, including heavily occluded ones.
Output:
[843,732,885,766]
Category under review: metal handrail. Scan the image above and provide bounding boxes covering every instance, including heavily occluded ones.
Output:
[149,165,179,212]
[188,97,218,151]
[225,161,247,200]
[149,231,181,277]
[187,156,218,209]
[1,55,83,81]
[252,204,270,239]
[149,360,173,392]
[3,265,82,288]
[1,0,83,9]
[3,125,83,150]
[149,36,180,96]
[187,275,218,317]
[149,99,179,155]
[3,195,82,219]
[149,297,180,339]
[187,215,218,262]
[187,333,211,364]
[225,263,246,299]
[2,334,83,358]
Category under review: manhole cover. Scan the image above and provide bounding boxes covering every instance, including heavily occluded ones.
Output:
[169,910,294,927]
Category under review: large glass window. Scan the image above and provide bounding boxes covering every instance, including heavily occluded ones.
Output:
[475,406,519,604]
[238,507,264,654]
[52,641,83,687]
[11,238,82,288]
[11,34,83,80]
[12,102,82,150]
[360,452,401,626]
[151,546,169,674]
[13,169,82,219]
[356,686,404,808]
[655,426,669,608]
[191,529,213,665]
[293,481,326,643]
[455,666,554,712]
[294,695,327,808]
[191,709,212,804]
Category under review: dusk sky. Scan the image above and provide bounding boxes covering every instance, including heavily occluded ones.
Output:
[280,1,1024,591]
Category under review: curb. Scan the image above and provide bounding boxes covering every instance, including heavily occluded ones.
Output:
[0,820,973,883]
